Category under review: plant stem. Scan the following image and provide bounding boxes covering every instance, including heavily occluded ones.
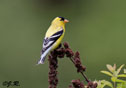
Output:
[80,71,89,82]
[114,82,116,88]
[69,57,90,83]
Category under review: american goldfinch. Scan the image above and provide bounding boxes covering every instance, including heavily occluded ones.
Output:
[37,17,69,64]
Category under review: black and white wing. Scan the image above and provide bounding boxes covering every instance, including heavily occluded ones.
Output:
[37,29,64,64]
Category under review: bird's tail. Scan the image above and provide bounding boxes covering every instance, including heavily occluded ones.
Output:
[37,46,52,65]
[37,54,46,64]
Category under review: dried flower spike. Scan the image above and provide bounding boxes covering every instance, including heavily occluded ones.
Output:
[71,79,84,88]
[48,50,58,88]
[48,42,92,88]
[87,81,97,88]
[74,52,86,72]
[63,42,69,49]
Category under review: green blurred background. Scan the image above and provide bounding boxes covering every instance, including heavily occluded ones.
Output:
[0,0,126,88]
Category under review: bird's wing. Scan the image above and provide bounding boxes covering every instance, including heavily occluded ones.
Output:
[41,28,64,54]
[38,27,64,64]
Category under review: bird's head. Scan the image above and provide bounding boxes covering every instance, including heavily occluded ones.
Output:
[51,17,69,26]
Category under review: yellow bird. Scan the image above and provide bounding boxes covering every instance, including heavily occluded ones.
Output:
[37,17,69,64]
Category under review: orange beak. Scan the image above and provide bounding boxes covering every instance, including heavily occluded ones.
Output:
[64,19,69,23]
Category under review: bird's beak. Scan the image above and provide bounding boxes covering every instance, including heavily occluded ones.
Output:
[64,19,69,23]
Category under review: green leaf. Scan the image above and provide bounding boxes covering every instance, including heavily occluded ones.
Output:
[96,80,113,88]
[118,74,126,77]
[111,77,126,83]
[95,81,103,88]
[115,79,126,83]
[124,69,126,74]
[113,64,116,71]
[101,80,113,88]
[111,77,117,82]
[107,64,115,73]
[117,64,125,75]
[117,82,126,88]
[101,71,113,76]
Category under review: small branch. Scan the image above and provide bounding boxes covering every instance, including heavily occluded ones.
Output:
[70,57,90,82]
[69,57,75,64]
[80,71,89,82]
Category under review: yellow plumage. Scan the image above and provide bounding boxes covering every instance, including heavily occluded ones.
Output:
[45,17,65,49]
[37,17,69,64]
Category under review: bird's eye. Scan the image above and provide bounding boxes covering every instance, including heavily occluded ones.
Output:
[59,17,65,21]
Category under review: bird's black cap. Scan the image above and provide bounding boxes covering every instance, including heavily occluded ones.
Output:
[59,17,65,21]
